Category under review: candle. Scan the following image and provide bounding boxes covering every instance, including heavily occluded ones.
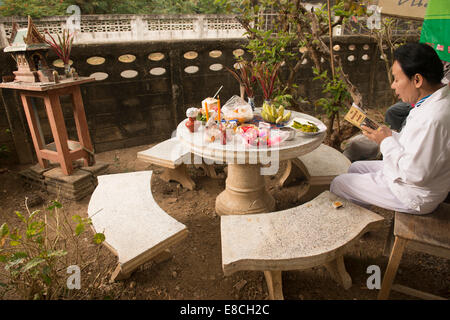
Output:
[204,101,209,121]
[217,96,221,122]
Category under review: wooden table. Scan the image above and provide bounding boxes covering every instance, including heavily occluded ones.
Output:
[0,77,95,175]
[176,109,326,215]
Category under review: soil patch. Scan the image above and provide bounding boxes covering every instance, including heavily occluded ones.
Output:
[0,139,449,300]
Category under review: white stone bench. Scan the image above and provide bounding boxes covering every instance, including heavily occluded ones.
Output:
[221,191,384,300]
[137,137,218,191]
[279,144,351,201]
[88,170,188,281]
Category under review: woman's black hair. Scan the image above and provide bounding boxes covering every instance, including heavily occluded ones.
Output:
[393,43,444,85]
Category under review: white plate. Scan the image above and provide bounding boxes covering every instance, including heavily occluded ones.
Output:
[287,117,327,136]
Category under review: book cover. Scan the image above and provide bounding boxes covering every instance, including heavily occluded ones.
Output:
[344,103,380,130]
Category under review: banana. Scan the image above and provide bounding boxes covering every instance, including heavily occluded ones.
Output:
[275,115,283,124]
[282,111,291,122]
[268,105,273,118]
[278,106,284,118]
[263,102,271,115]
[271,105,277,119]
[262,103,268,115]
[261,103,291,124]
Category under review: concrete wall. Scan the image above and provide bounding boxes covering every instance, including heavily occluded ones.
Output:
[0,36,397,165]
[0,14,249,47]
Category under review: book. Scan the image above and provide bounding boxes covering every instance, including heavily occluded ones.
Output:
[344,103,380,130]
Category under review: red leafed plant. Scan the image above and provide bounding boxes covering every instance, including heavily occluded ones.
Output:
[254,61,282,101]
[44,29,74,65]
[225,59,256,98]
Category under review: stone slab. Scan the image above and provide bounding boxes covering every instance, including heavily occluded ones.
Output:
[45,179,95,191]
[78,161,109,176]
[87,171,188,266]
[298,144,351,177]
[19,163,108,201]
[221,191,384,276]
[46,185,95,201]
[43,167,93,186]
[137,137,191,169]
[27,163,56,176]
[19,163,56,180]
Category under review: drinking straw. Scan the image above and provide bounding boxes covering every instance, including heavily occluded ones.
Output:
[213,85,223,99]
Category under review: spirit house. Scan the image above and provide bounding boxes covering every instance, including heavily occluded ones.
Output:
[4,16,55,83]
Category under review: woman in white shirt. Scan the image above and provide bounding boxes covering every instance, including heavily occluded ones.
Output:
[331,43,450,214]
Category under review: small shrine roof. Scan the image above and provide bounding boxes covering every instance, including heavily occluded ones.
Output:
[3,17,50,53]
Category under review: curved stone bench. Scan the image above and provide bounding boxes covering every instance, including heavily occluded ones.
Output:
[137,137,218,190]
[221,191,384,299]
[279,144,351,201]
[88,170,188,281]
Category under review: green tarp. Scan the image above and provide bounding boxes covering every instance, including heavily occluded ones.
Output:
[420,0,450,62]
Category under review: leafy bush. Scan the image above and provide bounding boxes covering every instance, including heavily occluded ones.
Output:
[0,200,107,299]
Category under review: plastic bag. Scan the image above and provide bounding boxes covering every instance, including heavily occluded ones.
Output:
[222,95,253,123]
[237,125,291,147]
[204,118,221,143]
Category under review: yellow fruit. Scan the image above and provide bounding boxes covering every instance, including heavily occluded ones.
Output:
[275,115,283,124]
[270,105,277,118]
[278,106,284,117]
[282,111,291,122]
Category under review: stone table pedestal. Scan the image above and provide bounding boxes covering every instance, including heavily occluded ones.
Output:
[177,108,326,215]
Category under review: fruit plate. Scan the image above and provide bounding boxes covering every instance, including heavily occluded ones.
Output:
[287,117,327,136]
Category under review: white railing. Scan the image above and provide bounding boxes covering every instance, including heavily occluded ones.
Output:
[0,14,248,47]
[0,13,422,48]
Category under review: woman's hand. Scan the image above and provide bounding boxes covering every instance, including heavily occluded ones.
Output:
[361,125,392,145]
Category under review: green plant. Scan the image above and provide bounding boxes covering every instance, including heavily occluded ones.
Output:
[313,66,351,138]
[272,93,293,109]
[352,16,420,105]
[219,0,364,117]
[0,200,106,300]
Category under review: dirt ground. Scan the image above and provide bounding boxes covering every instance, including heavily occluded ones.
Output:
[0,138,449,300]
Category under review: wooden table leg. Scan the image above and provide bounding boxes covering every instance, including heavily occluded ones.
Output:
[20,93,49,169]
[264,270,284,300]
[378,237,408,300]
[71,85,95,166]
[44,93,73,175]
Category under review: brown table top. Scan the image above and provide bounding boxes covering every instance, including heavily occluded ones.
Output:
[0,77,95,91]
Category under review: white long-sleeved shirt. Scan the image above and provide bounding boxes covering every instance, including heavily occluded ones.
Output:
[380,85,450,214]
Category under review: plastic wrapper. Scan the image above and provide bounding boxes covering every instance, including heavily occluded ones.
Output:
[186,107,199,118]
[222,95,253,123]
[237,125,290,147]
[204,120,221,143]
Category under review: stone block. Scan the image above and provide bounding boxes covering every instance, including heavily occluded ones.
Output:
[78,161,109,176]
[43,167,93,186]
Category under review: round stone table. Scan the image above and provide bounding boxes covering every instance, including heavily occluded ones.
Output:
[176,109,326,215]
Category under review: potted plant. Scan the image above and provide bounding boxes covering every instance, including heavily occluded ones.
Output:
[225,59,256,110]
[44,29,74,77]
